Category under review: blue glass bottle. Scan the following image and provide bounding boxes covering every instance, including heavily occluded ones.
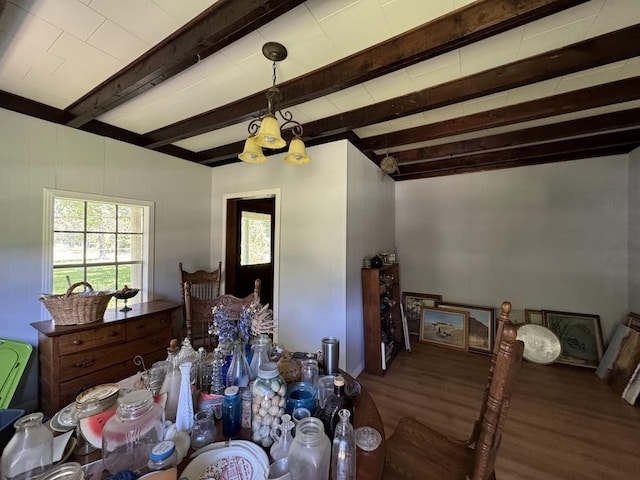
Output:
[222,386,241,437]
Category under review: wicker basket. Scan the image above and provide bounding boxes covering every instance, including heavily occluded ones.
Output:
[40,281,114,326]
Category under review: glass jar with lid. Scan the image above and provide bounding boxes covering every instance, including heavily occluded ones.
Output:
[147,440,178,471]
[102,389,165,474]
[39,463,84,480]
[1,412,53,480]
[251,362,286,448]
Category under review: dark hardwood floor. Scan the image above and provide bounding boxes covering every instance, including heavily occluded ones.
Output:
[357,339,640,480]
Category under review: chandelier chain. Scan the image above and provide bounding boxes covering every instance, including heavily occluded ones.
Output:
[272,61,277,87]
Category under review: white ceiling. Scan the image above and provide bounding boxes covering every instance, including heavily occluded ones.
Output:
[0,0,639,163]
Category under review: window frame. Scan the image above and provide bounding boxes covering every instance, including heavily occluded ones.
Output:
[42,189,155,318]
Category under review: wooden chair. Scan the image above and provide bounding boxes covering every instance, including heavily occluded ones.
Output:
[179,262,222,347]
[383,301,524,480]
[184,278,261,349]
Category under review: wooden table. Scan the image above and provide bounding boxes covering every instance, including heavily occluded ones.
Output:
[71,371,385,479]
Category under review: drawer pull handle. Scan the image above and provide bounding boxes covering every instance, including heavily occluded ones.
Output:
[110,331,118,337]
[136,324,144,329]
[74,358,95,368]
[73,339,82,345]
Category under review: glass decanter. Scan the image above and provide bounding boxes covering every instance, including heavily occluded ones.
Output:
[330,409,356,480]
[270,414,295,462]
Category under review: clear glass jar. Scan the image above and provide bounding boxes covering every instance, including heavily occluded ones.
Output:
[39,463,84,480]
[251,362,286,448]
[288,417,331,480]
[102,389,165,474]
[240,388,252,429]
[301,358,319,389]
[330,410,356,480]
[147,440,178,471]
[1,412,53,480]
[190,410,215,449]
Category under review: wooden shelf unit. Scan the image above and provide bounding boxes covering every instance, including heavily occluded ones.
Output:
[31,300,179,417]
[362,263,403,376]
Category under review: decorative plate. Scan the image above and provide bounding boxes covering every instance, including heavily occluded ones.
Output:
[50,402,77,432]
[75,383,120,406]
[517,324,562,365]
[182,442,268,480]
[355,426,382,452]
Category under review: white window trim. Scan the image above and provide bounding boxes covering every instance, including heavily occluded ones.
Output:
[42,188,155,319]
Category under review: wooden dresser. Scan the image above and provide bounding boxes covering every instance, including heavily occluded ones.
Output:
[30,300,180,417]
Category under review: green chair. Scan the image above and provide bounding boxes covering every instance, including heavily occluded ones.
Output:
[0,338,33,409]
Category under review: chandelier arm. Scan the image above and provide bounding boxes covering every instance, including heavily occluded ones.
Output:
[247,118,261,136]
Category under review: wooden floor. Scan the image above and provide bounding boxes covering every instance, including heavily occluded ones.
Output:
[357,340,640,480]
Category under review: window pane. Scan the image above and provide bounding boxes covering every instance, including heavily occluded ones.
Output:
[87,265,116,291]
[118,206,143,233]
[54,198,84,231]
[240,211,271,266]
[52,267,84,294]
[117,234,143,261]
[54,232,84,265]
[86,233,116,263]
[87,202,116,232]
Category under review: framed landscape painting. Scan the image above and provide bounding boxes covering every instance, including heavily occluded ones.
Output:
[402,292,443,336]
[543,310,604,368]
[436,301,494,354]
[419,307,468,351]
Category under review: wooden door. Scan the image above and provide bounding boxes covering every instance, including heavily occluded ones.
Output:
[225,197,275,307]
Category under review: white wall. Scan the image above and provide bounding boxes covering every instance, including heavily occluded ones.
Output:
[0,108,213,409]
[396,156,629,345]
[345,143,395,375]
[211,141,350,368]
[630,146,640,312]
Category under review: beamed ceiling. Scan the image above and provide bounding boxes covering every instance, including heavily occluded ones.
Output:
[0,0,639,181]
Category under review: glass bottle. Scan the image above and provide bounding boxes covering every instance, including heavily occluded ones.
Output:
[226,340,251,388]
[249,334,271,380]
[175,362,194,433]
[301,358,319,389]
[1,412,53,480]
[318,375,353,439]
[251,362,286,447]
[330,409,356,480]
[210,347,226,395]
[102,389,165,474]
[222,386,241,438]
[288,417,331,480]
[160,340,182,422]
[195,347,207,391]
[269,414,294,462]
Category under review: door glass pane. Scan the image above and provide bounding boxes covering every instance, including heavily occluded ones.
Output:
[240,211,271,266]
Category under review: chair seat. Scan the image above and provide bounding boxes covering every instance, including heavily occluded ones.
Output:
[384,417,495,480]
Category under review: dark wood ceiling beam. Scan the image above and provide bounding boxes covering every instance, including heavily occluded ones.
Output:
[65,0,306,128]
[361,76,640,151]
[382,108,640,163]
[394,128,640,179]
[396,144,635,180]
[0,90,64,124]
[143,0,587,149]
[302,24,640,143]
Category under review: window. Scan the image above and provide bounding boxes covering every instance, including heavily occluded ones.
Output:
[43,190,154,310]
[240,210,271,266]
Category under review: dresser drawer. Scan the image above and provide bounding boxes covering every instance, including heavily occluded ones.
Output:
[59,330,170,382]
[126,312,173,340]
[58,323,126,355]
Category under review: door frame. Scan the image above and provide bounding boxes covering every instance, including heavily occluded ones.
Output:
[222,188,281,342]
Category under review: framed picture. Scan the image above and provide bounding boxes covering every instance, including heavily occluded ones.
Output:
[525,309,544,325]
[543,310,604,368]
[402,292,443,336]
[627,312,640,332]
[419,306,468,351]
[436,301,494,354]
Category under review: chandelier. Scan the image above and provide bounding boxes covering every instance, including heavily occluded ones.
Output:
[238,42,310,165]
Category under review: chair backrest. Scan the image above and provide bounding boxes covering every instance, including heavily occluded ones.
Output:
[470,302,524,480]
[178,261,222,305]
[184,278,261,348]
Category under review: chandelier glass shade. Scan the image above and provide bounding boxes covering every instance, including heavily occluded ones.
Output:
[239,43,310,165]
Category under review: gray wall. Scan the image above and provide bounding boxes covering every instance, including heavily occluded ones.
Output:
[629,146,640,313]
[395,155,631,345]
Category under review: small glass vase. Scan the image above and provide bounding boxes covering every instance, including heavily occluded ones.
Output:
[226,340,251,388]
